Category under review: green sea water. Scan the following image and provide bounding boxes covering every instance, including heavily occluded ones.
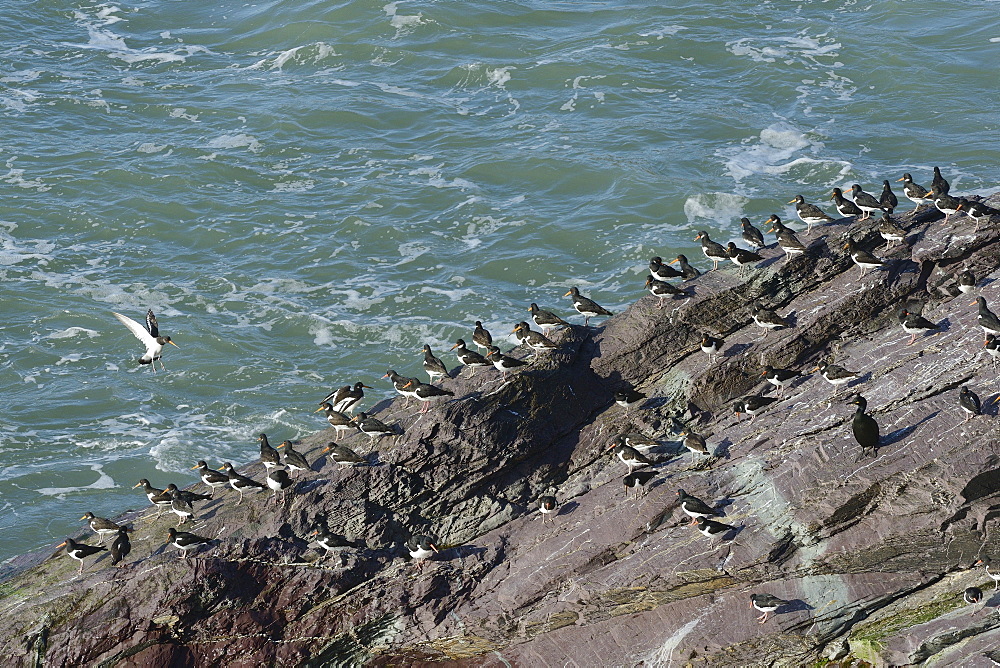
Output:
[1,0,998,565]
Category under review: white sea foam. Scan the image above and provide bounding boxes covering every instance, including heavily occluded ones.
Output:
[36,464,115,497]
[683,192,751,224]
[638,25,685,39]
[384,2,426,34]
[207,133,262,153]
[136,142,169,154]
[720,122,852,186]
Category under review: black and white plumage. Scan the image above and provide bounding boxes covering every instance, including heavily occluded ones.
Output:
[741,217,766,251]
[323,382,370,415]
[166,527,214,560]
[315,401,353,437]
[985,335,1000,370]
[877,212,907,250]
[514,322,558,353]
[898,309,939,345]
[974,297,1000,342]
[957,199,1000,232]
[402,379,455,414]
[168,488,195,526]
[56,537,106,574]
[133,479,170,516]
[351,412,396,442]
[406,535,439,563]
[607,441,653,474]
[695,516,738,538]
[830,187,863,218]
[323,442,367,469]
[701,334,724,364]
[449,339,491,376]
[752,302,791,338]
[220,462,266,504]
[623,471,657,497]
[975,557,1000,591]
[788,194,834,234]
[694,230,728,271]
[848,184,885,220]
[191,461,230,497]
[760,365,799,396]
[751,593,789,624]
[80,512,122,545]
[644,275,689,307]
[896,173,929,206]
[676,489,720,525]
[848,395,880,459]
[844,239,885,278]
[670,254,701,280]
[162,483,211,506]
[619,432,659,452]
[927,185,961,223]
[112,309,178,371]
[485,345,529,379]
[539,495,558,522]
[959,386,982,422]
[564,287,613,326]
[878,180,898,214]
[814,361,860,398]
[310,526,361,563]
[614,388,646,413]
[965,587,984,614]
[733,395,779,422]
[648,256,684,282]
[528,303,570,335]
[279,440,312,475]
[931,165,950,195]
[725,243,763,271]
[765,215,807,264]
[957,270,977,295]
[266,468,294,504]
[258,433,281,469]
[421,344,449,383]
[472,321,493,352]
[678,429,709,456]
[109,528,131,568]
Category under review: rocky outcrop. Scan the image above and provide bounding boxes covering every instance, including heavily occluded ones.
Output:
[2,196,1000,667]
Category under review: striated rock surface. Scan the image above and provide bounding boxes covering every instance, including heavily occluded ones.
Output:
[2,196,1000,667]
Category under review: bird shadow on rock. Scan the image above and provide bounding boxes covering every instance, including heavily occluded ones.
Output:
[883,410,939,447]
[714,437,733,459]
[369,398,393,413]
[778,598,815,615]
[641,396,670,410]
[295,478,330,494]
[445,544,487,560]
[724,342,753,359]
[556,501,580,518]
[847,371,873,390]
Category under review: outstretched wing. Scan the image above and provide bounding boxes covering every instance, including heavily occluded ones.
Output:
[145,309,159,338]
[113,311,158,356]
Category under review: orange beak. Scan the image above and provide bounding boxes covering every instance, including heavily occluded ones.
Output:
[895,177,905,182]
[449,342,460,350]
[787,198,797,204]
[563,290,572,297]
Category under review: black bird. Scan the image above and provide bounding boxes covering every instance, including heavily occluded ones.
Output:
[898,309,939,345]
[669,254,701,280]
[56,537,106,574]
[751,302,791,338]
[166,527,214,560]
[957,269,977,295]
[607,441,653,474]
[168,488,195,526]
[472,321,493,352]
[985,335,1000,370]
[620,432,659,451]
[351,412,396,441]
[109,527,131,568]
[644,275,689,308]
[421,344,449,383]
[878,180,898,213]
[514,322,558,354]
[450,339,491,376]
[406,535,439,564]
[220,462,266,504]
[694,230,728,271]
[676,489,720,525]
[751,594,789,624]
[959,386,981,422]
[725,243,763,273]
[733,395,779,422]
[740,217,766,251]
[765,215,807,264]
[931,165,950,195]
[761,365,799,396]
[844,239,885,278]
[162,483,211,506]
[623,471,657,497]
[973,296,1000,342]
[112,309,178,372]
[974,557,1000,590]
[695,516,738,538]
[648,256,684,281]
[877,212,907,250]
[258,433,281,470]
[831,187,863,218]
[323,381,370,414]
[402,379,455,414]
[323,442,367,469]
[678,429,709,456]
[382,369,419,406]
[848,395,880,458]
[279,440,311,475]
[315,401,353,437]
[848,184,885,220]
[485,345,529,379]
[564,287,613,326]
[133,479,171,516]
[80,512,122,544]
[896,173,929,207]
[528,303,570,335]
[814,361,860,398]
[701,334,724,364]
[266,468,294,504]
[788,194,834,234]
[191,461,230,498]
[539,495,558,523]
[957,199,1000,232]
[965,586,984,614]
[310,527,361,563]
[926,185,961,222]
[614,388,646,413]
